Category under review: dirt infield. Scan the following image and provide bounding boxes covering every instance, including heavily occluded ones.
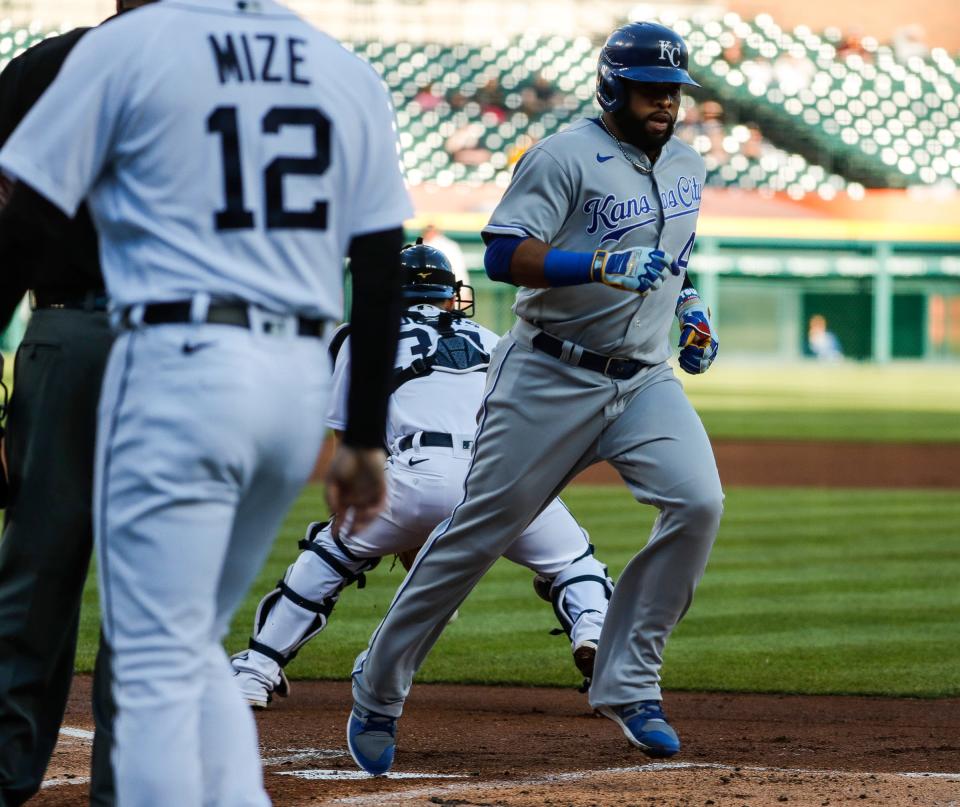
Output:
[656,440,960,489]
[39,677,960,806]
[33,441,959,804]
[314,439,960,489]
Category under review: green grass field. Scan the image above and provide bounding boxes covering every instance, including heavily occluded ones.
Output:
[683,362,960,442]
[75,483,960,698]
[5,357,959,442]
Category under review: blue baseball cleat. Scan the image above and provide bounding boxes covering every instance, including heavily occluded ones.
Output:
[596,700,681,758]
[347,703,397,775]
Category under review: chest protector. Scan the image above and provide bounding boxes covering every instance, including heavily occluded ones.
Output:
[392,311,490,392]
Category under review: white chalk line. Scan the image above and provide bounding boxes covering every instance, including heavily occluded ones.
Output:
[261,748,346,766]
[328,762,960,805]
[277,769,467,781]
[58,726,95,741]
[41,736,960,793]
[41,776,90,789]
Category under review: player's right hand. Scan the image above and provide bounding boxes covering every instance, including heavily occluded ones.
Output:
[591,247,677,295]
[325,445,387,534]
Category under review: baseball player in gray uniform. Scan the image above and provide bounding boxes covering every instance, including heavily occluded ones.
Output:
[347,22,722,775]
[0,1,412,802]
[231,240,613,708]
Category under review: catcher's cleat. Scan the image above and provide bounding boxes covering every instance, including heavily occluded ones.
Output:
[230,650,290,709]
[532,573,553,603]
[573,639,598,679]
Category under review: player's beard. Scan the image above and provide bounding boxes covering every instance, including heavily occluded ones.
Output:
[613,109,675,153]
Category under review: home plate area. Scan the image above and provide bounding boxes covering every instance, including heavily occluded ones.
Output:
[36,678,960,805]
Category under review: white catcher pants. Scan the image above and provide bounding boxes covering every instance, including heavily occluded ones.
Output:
[94,319,329,807]
[243,439,609,684]
[352,442,595,577]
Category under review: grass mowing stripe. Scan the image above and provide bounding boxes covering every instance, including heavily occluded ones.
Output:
[700,410,960,442]
[73,484,960,697]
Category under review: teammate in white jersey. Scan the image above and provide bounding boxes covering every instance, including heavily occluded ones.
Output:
[231,240,613,707]
[0,2,412,803]
[347,22,722,775]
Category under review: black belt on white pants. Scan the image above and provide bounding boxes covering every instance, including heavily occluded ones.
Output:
[120,301,328,338]
[396,432,476,453]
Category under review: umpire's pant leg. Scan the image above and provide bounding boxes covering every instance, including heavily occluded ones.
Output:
[89,635,116,807]
[0,311,111,805]
[353,339,610,717]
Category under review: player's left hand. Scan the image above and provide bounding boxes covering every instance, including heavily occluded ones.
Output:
[592,247,678,296]
[325,445,387,533]
[677,309,718,375]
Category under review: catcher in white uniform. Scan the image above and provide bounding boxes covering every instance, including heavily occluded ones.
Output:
[231,241,614,705]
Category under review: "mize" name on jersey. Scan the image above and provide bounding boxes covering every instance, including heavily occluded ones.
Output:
[208,33,312,86]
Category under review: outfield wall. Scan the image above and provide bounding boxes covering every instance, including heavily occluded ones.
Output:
[438,233,960,362]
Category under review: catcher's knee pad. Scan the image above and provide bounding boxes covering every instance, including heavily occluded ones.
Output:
[548,545,614,641]
[248,520,379,667]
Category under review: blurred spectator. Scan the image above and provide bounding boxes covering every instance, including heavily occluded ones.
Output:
[520,86,541,117]
[677,100,728,165]
[741,56,774,92]
[722,35,744,65]
[532,73,559,109]
[892,24,929,63]
[517,73,563,118]
[421,224,468,289]
[445,121,491,165]
[678,100,700,129]
[835,26,871,62]
[676,101,701,147]
[773,45,814,94]
[740,122,769,161]
[506,133,538,166]
[699,100,728,164]
[476,77,506,122]
[808,315,843,361]
[413,82,442,111]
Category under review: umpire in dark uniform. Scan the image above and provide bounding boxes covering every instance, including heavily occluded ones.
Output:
[0,3,156,801]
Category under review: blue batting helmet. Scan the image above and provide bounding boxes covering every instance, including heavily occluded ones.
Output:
[596,22,700,113]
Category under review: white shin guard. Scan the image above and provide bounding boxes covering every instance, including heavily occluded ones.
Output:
[246,521,379,669]
[548,547,614,650]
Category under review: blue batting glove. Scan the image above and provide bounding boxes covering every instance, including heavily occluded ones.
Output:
[591,247,678,295]
[677,309,718,375]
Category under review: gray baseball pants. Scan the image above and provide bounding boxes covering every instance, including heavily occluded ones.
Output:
[353,321,723,714]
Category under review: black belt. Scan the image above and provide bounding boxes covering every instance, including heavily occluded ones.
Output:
[532,332,644,380]
[397,432,454,453]
[123,301,327,338]
[33,290,109,312]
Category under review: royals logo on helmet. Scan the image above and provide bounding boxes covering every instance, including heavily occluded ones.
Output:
[658,40,681,67]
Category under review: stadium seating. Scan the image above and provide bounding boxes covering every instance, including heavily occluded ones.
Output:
[675,13,960,191]
[350,33,862,196]
[0,20,55,72]
[2,14,957,197]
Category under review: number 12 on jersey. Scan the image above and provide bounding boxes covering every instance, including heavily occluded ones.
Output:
[206,105,331,231]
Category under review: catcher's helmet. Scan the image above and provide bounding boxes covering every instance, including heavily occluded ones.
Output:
[400,238,474,316]
[596,22,700,113]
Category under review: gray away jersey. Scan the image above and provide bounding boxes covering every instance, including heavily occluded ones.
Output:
[0,0,412,320]
[483,118,705,361]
